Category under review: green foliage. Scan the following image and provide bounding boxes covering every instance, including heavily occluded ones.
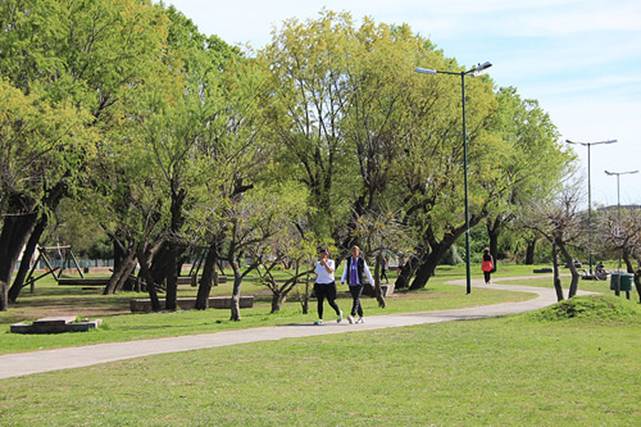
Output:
[0,2,577,302]
[0,79,95,212]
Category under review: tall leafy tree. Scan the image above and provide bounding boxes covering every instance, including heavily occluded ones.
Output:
[483,87,567,264]
[0,0,167,307]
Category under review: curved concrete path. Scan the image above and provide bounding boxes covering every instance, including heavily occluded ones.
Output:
[0,276,591,380]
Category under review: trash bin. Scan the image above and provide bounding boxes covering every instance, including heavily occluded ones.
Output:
[610,272,633,292]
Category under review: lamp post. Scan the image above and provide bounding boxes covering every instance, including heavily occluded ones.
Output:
[415,61,492,295]
[604,169,638,298]
[566,139,617,276]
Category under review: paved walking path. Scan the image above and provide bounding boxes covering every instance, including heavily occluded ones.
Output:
[0,276,592,380]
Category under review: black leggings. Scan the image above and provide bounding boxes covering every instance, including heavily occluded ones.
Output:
[349,285,364,317]
[314,282,340,319]
[484,271,491,283]
[381,269,388,282]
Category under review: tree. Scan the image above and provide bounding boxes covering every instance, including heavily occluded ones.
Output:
[483,88,567,265]
[598,207,641,301]
[352,210,416,307]
[261,11,355,238]
[522,181,585,301]
[254,224,316,313]
[395,72,504,290]
[0,0,168,307]
[186,51,272,313]
[0,80,94,309]
[220,184,306,320]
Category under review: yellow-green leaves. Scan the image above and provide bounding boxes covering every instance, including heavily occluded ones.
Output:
[0,80,95,211]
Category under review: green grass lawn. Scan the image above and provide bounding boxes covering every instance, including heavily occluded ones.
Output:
[0,263,553,354]
[1,296,640,426]
[0,279,533,355]
[495,272,639,297]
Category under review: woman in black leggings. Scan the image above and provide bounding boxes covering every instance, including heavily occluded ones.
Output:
[340,245,375,324]
[313,249,343,325]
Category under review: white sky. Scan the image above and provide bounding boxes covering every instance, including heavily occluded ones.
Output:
[166,0,641,207]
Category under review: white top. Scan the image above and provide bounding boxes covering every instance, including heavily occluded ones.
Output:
[314,259,335,284]
[340,256,375,286]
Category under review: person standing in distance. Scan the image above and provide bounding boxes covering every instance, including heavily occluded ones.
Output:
[313,249,343,325]
[481,247,494,285]
[341,245,375,324]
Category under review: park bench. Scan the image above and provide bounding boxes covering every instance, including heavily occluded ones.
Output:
[58,277,110,286]
[57,275,226,287]
[129,296,254,313]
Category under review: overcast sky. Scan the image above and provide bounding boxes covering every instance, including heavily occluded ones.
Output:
[166,0,641,207]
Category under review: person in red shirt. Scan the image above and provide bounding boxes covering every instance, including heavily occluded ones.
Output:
[481,247,494,285]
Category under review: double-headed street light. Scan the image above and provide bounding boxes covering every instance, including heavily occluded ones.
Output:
[604,169,638,297]
[565,139,618,276]
[415,61,492,295]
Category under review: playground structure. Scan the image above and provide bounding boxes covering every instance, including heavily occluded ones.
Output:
[21,245,85,292]
[18,244,227,293]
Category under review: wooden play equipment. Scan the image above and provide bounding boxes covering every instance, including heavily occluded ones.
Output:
[22,244,85,292]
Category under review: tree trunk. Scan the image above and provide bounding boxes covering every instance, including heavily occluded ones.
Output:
[634,266,641,304]
[622,251,641,303]
[165,256,179,311]
[301,280,309,314]
[524,237,537,265]
[162,186,187,311]
[557,241,579,298]
[486,216,501,267]
[551,241,564,302]
[148,242,182,311]
[195,242,218,310]
[230,269,242,321]
[410,218,484,291]
[270,291,283,314]
[395,256,418,290]
[410,246,448,290]
[136,246,161,312]
[8,214,46,302]
[373,252,386,308]
[0,208,39,311]
[7,181,68,303]
[103,249,136,295]
[113,239,126,274]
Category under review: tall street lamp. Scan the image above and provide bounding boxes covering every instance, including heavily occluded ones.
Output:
[415,61,492,295]
[566,139,617,276]
[604,169,638,297]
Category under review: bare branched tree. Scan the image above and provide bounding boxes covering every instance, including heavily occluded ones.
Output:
[521,181,585,301]
[598,208,641,301]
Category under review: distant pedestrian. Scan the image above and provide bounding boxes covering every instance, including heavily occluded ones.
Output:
[341,245,375,324]
[481,248,494,285]
[381,254,389,284]
[313,249,343,325]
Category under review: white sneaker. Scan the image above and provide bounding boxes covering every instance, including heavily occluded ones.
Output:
[314,320,324,326]
[347,315,354,324]
[337,311,343,323]
[356,317,364,324]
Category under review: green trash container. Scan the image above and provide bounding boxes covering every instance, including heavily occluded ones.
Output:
[610,272,633,292]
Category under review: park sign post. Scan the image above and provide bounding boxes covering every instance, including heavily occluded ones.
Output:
[415,61,492,295]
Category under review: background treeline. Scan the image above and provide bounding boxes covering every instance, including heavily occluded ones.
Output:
[0,1,571,314]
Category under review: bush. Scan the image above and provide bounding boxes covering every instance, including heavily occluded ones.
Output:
[531,295,641,323]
